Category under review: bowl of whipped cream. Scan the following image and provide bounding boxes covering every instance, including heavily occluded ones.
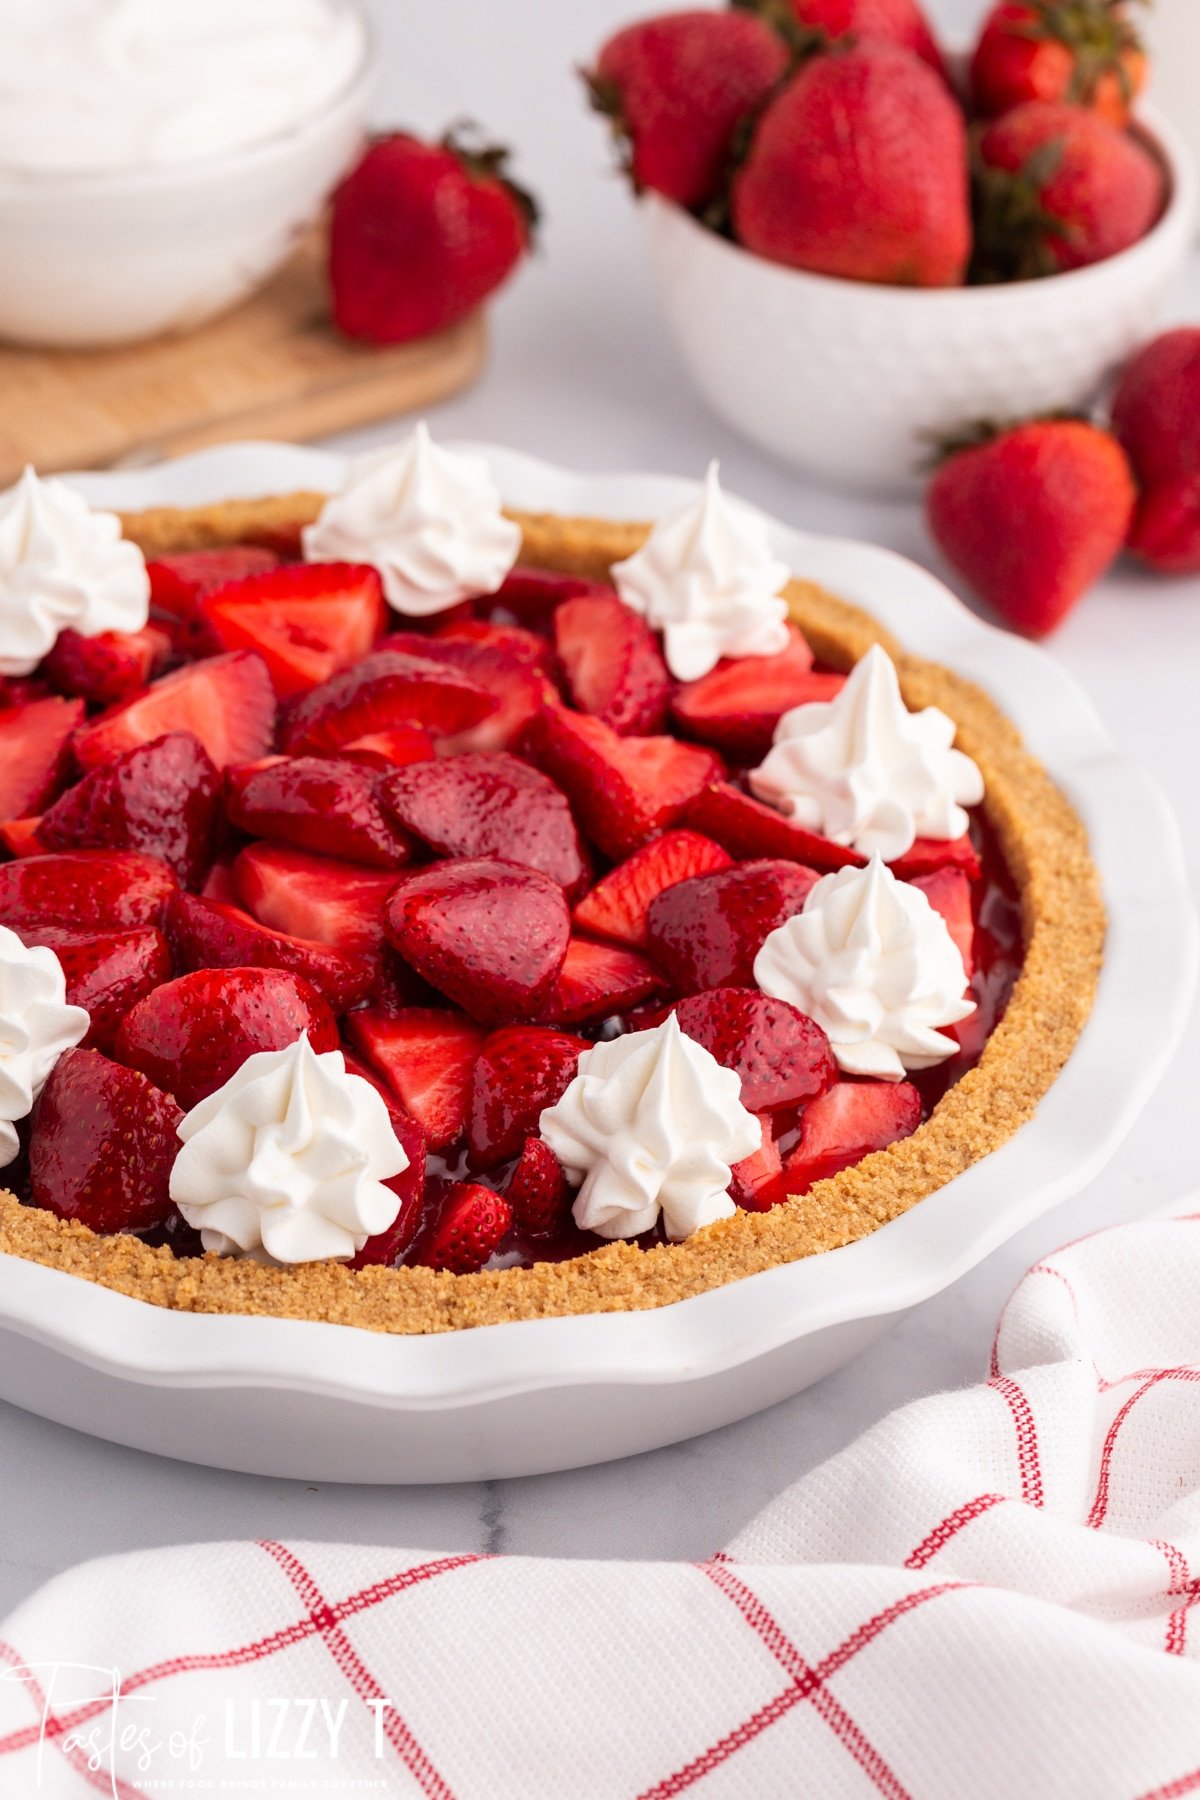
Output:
[0,0,373,348]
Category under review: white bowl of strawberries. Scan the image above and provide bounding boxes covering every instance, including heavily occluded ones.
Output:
[588,1,1198,494]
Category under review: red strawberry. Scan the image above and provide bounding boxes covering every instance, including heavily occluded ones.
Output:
[491,566,604,622]
[226,756,412,870]
[199,562,386,700]
[232,841,399,963]
[281,649,496,754]
[384,626,552,754]
[889,836,982,881]
[926,419,1136,635]
[670,630,844,761]
[147,546,279,655]
[783,1078,922,1190]
[114,967,337,1109]
[167,893,373,1015]
[43,625,170,708]
[646,858,820,991]
[970,0,1146,126]
[505,1136,571,1236]
[29,1049,182,1234]
[19,925,172,1053]
[1111,329,1200,575]
[467,1026,590,1167]
[0,695,84,819]
[573,829,732,948]
[527,704,721,859]
[385,859,570,1024]
[911,868,974,977]
[0,817,46,857]
[0,849,176,931]
[537,936,664,1026]
[348,1104,427,1269]
[731,47,970,287]
[586,11,788,209]
[381,752,589,895]
[973,100,1163,280]
[687,781,981,876]
[73,651,276,772]
[729,1115,787,1212]
[345,1006,487,1150]
[553,592,671,735]
[412,1179,513,1275]
[672,988,836,1113]
[338,723,434,766]
[770,0,947,75]
[329,129,537,346]
[40,732,221,890]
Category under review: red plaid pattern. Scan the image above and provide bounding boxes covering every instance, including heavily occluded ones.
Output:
[3,1203,1200,1798]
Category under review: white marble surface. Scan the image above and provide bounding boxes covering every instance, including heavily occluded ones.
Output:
[1,0,1198,1617]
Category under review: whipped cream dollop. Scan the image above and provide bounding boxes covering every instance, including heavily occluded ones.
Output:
[0,466,150,677]
[303,423,522,616]
[749,644,984,862]
[612,461,791,681]
[754,856,974,1080]
[170,1034,411,1264]
[539,1013,760,1242]
[0,926,89,1167]
[0,0,366,176]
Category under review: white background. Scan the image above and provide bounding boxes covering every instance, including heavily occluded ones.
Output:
[1,0,1198,1615]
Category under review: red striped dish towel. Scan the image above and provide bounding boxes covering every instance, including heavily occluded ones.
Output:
[3,1201,1200,1798]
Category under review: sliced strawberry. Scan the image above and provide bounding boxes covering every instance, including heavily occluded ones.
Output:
[147,546,279,656]
[729,1116,786,1212]
[341,723,434,766]
[282,649,495,754]
[167,892,373,1014]
[73,651,276,772]
[554,591,671,734]
[114,966,337,1109]
[467,1025,590,1167]
[673,988,836,1114]
[504,1135,571,1235]
[672,637,844,761]
[383,625,553,753]
[433,617,554,671]
[226,756,412,870]
[381,752,588,895]
[20,924,172,1053]
[646,859,819,992]
[491,565,602,622]
[783,1080,922,1193]
[572,829,732,948]
[201,860,240,904]
[412,1180,513,1274]
[0,695,84,819]
[0,816,45,857]
[232,841,399,964]
[40,732,221,890]
[28,1048,182,1234]
[199,562,387,700]
[43,625,171,708]
[685,782,866,871]
[0,849,177,930]
[386,858,570,1025]
[527,705,721,859]
[911,868,975,977]
[344,1006,487,1150]
[890,835,981,881]
[537,936,663,1026]
[348,1103,426,1269]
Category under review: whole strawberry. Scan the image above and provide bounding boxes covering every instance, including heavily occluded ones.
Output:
[585,10,788,210]
[1111,328,1200,574]
[972,100,1163,281]
[971,1,1146,126]
[730,45,970,286]
[740,0,946,76]
[329,129,537,345]
[926,418,1136,636]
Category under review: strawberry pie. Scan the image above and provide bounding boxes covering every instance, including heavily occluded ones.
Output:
[0,431,1104,1333]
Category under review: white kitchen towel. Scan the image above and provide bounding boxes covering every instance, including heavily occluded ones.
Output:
[3,1202,1200,1799]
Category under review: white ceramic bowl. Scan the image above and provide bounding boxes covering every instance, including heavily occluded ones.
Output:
[644,107,1198,496]
[0,440,1193,1484]
[0,5,373,349]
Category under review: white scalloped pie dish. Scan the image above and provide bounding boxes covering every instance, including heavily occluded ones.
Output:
[0,442,1192,1483]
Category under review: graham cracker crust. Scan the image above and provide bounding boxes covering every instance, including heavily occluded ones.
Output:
[0,492,1106,1333]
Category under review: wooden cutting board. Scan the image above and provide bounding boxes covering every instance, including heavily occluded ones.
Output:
[0,232,486,486]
